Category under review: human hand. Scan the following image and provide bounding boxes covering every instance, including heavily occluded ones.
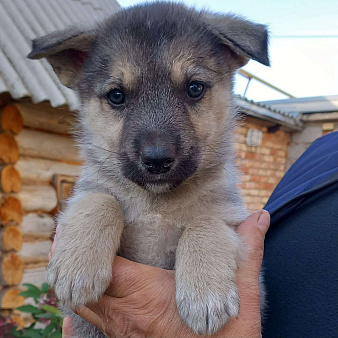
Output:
[56,210,270,338]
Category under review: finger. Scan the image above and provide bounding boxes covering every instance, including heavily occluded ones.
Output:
[72,305,103,329]
[62,317,74,338]
[237,210,270,278]
[238,210,270,257]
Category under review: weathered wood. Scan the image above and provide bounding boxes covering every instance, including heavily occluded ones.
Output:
[0,105,23,134]
[15,157,79,185]
[16,129,80,163]
[0,288,24,309]
[0,196,23,225]
[20,241,51,260]
[15,102,76,134]
[0,165,22,193]
[0,225,22,252]
[0,133,19,164]
[20,267,47,286]
[0,253,24,286]
[53,174,77,211]
[21,213,55,234]
[15,185,57,213]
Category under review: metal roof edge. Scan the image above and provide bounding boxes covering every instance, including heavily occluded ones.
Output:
[236,97,304,131]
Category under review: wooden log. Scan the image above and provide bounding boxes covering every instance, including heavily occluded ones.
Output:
[0,196,23,225]
[0,253,24,286]
[21,213,55,234]
[0,165,22,193]
[0,105,23,134]
[15,157,79,185]
[15,102,76,135]
[0,226,23,252]
[16,129,80,163]
[15,185,57,212]
[20,241,51,261]
[0,133,19,164]
[19,267,47,286]
[0,288,24,309]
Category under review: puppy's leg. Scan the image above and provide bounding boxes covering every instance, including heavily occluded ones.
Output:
[48,193,124,307]
[175,216,245,335]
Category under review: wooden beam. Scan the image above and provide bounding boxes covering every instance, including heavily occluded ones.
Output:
[0,226,22,252]
[16,129,80,163]
[0,133,19,164]
[0,105,23,135]
[15,157,79,185]
[0,288,24,309]
[0,165,21,193]
[14,185,57,213]
[0,196,23,225]
[0,253,24,286]
[15,102,76,135]
[21,213,55,234]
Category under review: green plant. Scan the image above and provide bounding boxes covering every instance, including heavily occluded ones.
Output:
[7,283,62,338]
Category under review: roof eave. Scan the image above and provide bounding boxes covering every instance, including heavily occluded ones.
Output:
[237,98,304,131]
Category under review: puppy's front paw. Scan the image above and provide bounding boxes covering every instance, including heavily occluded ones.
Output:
[48,250,112,307]
[176,280,240,335]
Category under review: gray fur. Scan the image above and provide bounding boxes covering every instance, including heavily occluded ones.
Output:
[29,2,269,337]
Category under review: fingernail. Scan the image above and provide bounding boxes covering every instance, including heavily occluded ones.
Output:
[257,210,270,233]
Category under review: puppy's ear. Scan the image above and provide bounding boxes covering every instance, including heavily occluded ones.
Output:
[204,13,269,67]
[27,27,96,88]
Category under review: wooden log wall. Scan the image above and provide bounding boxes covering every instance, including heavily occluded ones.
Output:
[0,105,24,311]
[0,102,80,314]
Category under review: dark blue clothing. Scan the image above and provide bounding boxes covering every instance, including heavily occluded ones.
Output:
[262,132,338,338]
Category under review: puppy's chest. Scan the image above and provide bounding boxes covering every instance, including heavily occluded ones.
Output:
[118,201,185,269]
[119,212,183,269]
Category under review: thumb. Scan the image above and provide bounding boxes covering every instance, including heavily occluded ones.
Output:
[62,317,74,338]
[237,210,270,278]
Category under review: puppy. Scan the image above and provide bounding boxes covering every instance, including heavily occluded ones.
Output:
[28,2,269,337]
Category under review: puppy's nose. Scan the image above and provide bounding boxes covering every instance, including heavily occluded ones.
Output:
[141,146,175,174]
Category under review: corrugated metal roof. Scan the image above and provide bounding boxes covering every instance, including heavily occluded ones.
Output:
[0,0,120,111]
[236,95,303,131]
[260,95,338,115]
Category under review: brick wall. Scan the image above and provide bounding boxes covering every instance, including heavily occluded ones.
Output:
[235,119,291,211]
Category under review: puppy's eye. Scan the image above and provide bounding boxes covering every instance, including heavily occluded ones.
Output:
[187,81,205,99]
[106,89,125,105]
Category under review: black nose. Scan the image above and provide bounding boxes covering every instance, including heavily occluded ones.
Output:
[141,146,175,174]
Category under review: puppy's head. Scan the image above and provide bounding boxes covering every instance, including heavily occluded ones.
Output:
[28,2,269,193]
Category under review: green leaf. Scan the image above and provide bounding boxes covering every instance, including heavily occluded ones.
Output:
[22,328,43,338]
[19,290,41,299]
[35,313,57,319]
[22,283,40,291]
[41,283,50,293]
[43,322,56,337]
[40,305,61,316]
[22,284,42,294]
[49,331,62,338]
[17,305,44,314]
[9,327,23,337]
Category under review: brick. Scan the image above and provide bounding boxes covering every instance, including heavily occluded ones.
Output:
[267,176,279,184]
[275,170,284,177]
[257,147,270,155]
[275,157,286,164]
[277,150,286,157]
[236,127,247,135]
